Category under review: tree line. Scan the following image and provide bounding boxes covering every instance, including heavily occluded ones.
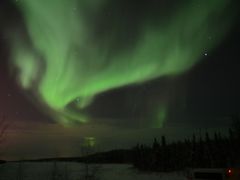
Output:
[132,116,240,172]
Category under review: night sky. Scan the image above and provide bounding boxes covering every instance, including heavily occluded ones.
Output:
[0,0,240,160]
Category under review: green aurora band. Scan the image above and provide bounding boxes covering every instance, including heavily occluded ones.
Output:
[10,0,234,125]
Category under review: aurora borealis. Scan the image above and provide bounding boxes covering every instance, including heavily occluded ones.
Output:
[0,0,240,160]
[8,0,235,125]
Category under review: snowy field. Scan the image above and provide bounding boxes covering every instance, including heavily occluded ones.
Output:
[0,162,187,180]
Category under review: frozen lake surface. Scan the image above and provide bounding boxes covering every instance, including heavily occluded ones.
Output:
[0,162,187,180]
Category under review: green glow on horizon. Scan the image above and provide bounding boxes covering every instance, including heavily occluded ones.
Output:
[154,106,167,128]
[84,137,96,147]
[10,0,233,125]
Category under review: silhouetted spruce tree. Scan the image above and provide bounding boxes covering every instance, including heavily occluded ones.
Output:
[205,132,214,167]
[230,115,240,165]
[190,134,197,167]
[153,138,160,150]
[161,136,166,147]
[196,136,205,167]
[227,128,234,166]
[161,135,168,171]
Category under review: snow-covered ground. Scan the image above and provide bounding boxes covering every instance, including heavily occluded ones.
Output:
[0,162,187,180]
